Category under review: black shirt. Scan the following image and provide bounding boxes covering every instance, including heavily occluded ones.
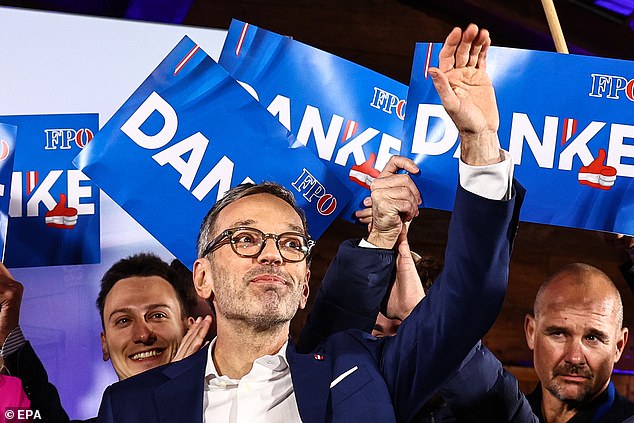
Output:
[527,381,634,423]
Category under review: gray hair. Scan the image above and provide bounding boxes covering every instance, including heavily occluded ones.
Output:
[196,182,309,259]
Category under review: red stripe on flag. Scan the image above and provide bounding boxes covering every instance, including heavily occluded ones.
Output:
[236,23,250,56]
[561,118,577,145]
[27,171,38,195]
[341,120,358,143]
[424,42,433,79]
[174,45,200,76]
[561,118,569,146]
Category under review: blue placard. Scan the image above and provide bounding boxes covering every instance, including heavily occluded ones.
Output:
[0,123,17,261]
[0,114,100,267]
[404,43,634,236]
[219,19,408,221]
[74,36,352,268]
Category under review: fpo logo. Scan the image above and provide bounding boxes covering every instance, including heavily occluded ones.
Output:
[370,87,406,120]
[589,73,634,101]
[292,169,338,216]
[44,128,93,150]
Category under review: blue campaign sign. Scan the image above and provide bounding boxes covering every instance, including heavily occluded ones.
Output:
[219,19,408,221]
[404,43,634,236]
[0,123,17,261]
[0,114,100,267]
[74,36,351,268]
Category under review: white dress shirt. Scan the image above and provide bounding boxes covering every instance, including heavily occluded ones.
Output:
[203,339,302,423]
[459,150,514,201]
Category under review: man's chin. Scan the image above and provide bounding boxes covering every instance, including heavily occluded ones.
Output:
[245,306,296,332]
[548,381,594,404]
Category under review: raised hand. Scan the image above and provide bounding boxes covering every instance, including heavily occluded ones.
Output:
[429,24,502,166]
[355,155,421,249]
[172,314,212,362]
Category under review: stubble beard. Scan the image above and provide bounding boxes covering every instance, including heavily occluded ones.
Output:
[546,364,595,406]
[212,263,304,332]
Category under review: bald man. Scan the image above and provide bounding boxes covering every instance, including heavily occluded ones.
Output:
[525,263,634,422]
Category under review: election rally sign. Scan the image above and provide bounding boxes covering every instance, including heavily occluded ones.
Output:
[74,36,352,268]
[0,114,100,267]
[219,19,407,221]
[404,44,634,236]
[0,123,17,261]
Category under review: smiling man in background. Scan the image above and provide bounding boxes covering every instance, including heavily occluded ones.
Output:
[97,253,192,380]
[0,253,212,422]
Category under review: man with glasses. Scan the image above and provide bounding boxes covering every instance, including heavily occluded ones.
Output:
[96,24,524,422]
[199,227,314,265]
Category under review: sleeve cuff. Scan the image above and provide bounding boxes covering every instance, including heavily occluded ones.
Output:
[459,150,514,201]
[0,326,26,357]
[359,238,381,249]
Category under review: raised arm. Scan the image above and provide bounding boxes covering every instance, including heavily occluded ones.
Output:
[296,156,420,352]
[378,24,524,422]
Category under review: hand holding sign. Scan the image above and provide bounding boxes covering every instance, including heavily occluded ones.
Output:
[362,156,421,249]
[428,24,502,166]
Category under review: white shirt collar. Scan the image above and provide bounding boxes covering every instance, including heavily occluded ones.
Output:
[204,337,290,385]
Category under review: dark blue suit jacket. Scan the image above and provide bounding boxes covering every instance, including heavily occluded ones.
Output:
[299,181,538,423]
[97,184,524,423]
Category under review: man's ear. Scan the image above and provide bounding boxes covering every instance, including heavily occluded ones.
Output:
[187,316,196,328]
[615,327,629,363]
[193,258,213,300]
[100,331,110,361]
[524,314,536,350]
[298,270,310,310]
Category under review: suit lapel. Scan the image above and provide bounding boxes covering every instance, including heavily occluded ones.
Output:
[151,343,332,422]
[155,345,209,423]
[287,343,332,423]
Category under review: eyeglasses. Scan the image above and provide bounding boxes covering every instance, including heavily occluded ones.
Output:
[201,227,315,263]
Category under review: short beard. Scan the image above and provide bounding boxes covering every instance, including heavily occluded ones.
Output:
[546,383,594,406]
[244,289,293,332]
[546,363,595,405]
[212,262,304,332]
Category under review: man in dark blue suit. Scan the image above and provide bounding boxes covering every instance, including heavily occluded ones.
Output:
[96,23,524,423]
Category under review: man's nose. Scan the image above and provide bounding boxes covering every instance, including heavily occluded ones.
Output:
[132,320,157,344]
[257,238,283,265]
[564,338,586,365]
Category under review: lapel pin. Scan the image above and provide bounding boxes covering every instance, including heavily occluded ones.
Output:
[313,353,325,361]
